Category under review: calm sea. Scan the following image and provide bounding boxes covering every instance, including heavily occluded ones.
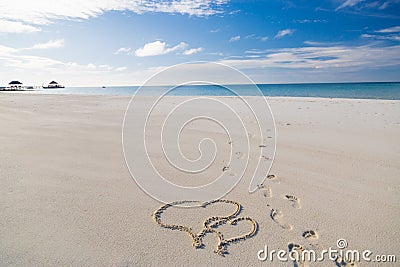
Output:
[21,82,400,100]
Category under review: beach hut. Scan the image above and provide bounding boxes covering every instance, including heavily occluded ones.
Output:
[44,81,65,88]
[8,81,23,90]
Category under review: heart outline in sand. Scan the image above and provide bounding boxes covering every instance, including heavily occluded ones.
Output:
[210,216,258,255]
[153,199,258,256]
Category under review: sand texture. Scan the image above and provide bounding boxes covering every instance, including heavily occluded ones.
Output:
[1,94,399,266]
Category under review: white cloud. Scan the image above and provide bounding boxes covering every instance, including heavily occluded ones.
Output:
[0,43,131,86]
[0,19,40,33]
[335,0,400,13]
[0,50,119,73]
[295,19,327,24]
[182,47,204,55]
[379,1,390,9]
[114,47,132,55]
[0,0,228,30]
[134,41,188,57]
[336,0,364,10]
[0,44,18,54]
[229,35,241,42]
[28,39,65,49]
[2,41,399,86]
[361,33,400,41]
[375,26,400,33]
[245,34,269,41]
[221,44,400,71]
[304,40,343,46]
[361,34,374,38]
[274,29,295,39]
[114,66,128,71]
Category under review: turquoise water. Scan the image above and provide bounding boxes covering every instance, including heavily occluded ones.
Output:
[23,82,400,100]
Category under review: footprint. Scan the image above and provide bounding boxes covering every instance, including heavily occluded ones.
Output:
[257,174,278,189]
[302,230,324,255]
[335,256,357,266]
[288,242,305,252]
[266,174,279,183]
[223,166,237,177]
[260,186,272,198]
[267,174,277,180]
[257,182,272,197]
[285,195,301,209]
[302,230,318,240]
[288,243,307,267]
[222,166,230,172]
[270,209,293,231]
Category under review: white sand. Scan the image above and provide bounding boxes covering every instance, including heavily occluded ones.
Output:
[0,94,399,266]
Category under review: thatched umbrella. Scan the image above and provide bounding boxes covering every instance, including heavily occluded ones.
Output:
[8,81,23,90]
[9,81,22,85]
[44,80,64,88]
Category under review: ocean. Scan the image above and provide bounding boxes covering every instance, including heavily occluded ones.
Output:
[14,82,400,100]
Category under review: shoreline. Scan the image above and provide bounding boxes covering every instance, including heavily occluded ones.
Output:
[2,91,400,102]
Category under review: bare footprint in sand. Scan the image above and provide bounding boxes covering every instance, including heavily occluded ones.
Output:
[222,166,237,176]
[302,230,318,240]
[288,243,307,267]
[257,174,279,189]
[263,187,272,198]
[285,195,301,209]
[258,184,272,198]
[270,209,293,230]
[301,230,324,255]
[335,256,357,267]
[266,174,280,183]
[288,243,305,252]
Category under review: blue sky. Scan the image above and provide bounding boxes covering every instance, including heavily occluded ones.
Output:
[0,0,399,86]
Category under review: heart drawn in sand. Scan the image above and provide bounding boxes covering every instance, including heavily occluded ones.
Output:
[152,199,258,256]
[209,216,258,255]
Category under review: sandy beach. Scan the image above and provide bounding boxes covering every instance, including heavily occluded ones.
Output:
[0,93,399,266]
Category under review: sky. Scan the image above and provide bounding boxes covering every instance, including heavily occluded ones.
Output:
[0,0,400,86]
